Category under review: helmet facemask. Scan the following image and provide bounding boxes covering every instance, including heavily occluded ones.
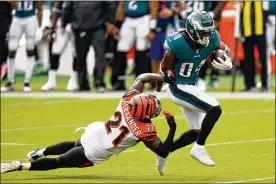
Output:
[186,13,215,47]
[148,94,162,119]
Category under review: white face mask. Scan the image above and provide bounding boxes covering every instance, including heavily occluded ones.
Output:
[197,36,210,47]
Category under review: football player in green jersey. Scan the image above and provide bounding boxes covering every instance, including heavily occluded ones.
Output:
[155,11,232,175]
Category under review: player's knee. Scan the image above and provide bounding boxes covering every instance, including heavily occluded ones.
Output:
[210,105,222,118]
[8,39,18,52]
[26,39,35,50]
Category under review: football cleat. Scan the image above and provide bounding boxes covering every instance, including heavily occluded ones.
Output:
[27,149,41,161]
[190,143,215,166]
[1,82,14,92]
[23,82,31,92]
[1,161,22,174]
[67,76,78,91]
[41,81,56,91]
[156,154,168,176]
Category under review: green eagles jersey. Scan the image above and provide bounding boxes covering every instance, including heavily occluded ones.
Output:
[125,1,149,18]
[164,31,220,85]
[14,1,36,18]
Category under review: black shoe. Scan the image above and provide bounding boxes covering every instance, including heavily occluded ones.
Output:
[1,81,14,92]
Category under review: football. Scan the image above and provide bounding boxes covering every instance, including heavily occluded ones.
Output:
[211,49,226,63]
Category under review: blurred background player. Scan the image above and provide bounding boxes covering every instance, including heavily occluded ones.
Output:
[1,73,177,175]
[156,11,232,174]
[41,1,78,91]
[1,1,43,92]
[111,1,159,90]
[179,1,227,91]
[63,2,115,92]
[149,1,183,89]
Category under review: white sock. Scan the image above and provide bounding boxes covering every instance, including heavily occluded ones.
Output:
[7,58,15,83]
[37,148,46,157]
[48,70,57,84]
[24,56,35,83]
[195,143,205,149]
[21,162,31,170]
[71,71,78,83]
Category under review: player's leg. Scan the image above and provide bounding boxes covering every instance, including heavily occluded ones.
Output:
[168,84,222,166]
[170,107,202,152]
[27,140,79,161]
[41,19,70,91]
[91,28,106,92]
[66,31,78,91]
[1,145,93,173]
[114,18,135,90]
[135,15,151,77]
[23,16,37,92]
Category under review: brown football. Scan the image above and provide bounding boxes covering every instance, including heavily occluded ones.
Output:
[211,49,226,63]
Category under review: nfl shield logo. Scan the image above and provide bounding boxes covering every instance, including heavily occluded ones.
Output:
[194,49,200,58]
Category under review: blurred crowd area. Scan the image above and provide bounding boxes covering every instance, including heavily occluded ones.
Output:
[0,1,275,92]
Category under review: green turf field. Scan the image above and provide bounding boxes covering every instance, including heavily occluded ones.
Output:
[1,97,275,183]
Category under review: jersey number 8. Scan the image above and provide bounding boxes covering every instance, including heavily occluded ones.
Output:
[105,111,130,147]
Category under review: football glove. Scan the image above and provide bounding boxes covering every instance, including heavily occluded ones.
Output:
[163,69,175,84]
[163,111,176,130]
[212,53,233,70]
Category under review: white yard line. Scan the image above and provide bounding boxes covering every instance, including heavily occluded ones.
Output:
[124,138,275,153]
[1,109,273,132]
[1,138,274,162]
[215,176,275,183]
[1,91,275,99]
[1,143,33,146]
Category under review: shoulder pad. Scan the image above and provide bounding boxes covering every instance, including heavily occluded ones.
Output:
[164,32,187,53]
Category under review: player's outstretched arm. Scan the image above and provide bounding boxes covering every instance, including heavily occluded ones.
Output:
[128,73,164,93]
[143,111,176,158]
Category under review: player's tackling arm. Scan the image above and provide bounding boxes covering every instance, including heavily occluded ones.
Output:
[37,1,43,28]
[143,111,176,158]
[128,73,164,93]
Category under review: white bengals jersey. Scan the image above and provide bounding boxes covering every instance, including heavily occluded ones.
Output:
[80,89,157,165]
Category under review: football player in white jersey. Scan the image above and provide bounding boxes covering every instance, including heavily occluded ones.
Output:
[1,73,176,175]
[1,1,43,92]
[41,1,78,91]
